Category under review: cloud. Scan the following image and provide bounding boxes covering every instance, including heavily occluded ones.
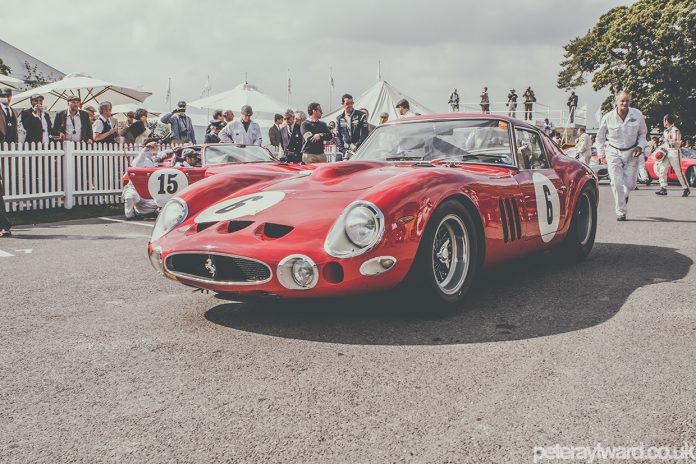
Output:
[2,0,635,126]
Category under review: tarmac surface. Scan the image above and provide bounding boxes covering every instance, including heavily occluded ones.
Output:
[1,183,695,463]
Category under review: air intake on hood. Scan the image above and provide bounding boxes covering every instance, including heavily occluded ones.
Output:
[227,220,254,233]
[196,222,217,232]
[262,223,294,238]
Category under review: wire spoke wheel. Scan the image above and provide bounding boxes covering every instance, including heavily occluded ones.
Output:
[431,214,470,295]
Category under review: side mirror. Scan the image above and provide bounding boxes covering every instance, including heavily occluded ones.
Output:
[345,150,355,159]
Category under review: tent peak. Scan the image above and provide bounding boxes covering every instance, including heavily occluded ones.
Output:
[63,72,93,79]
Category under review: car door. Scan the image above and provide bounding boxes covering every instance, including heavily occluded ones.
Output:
[512,127,567,245]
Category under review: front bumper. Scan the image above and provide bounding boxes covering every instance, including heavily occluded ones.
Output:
[149,239,412,298]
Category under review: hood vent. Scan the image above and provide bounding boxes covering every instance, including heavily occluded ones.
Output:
[499,196,522,243]
[262,223,294,238]
[196,222,218,233]
[227,220,254,233]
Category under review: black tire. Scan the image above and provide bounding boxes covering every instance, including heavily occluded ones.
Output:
[404,199,481,316]
[687,167,696,188]
[556,186,597,260]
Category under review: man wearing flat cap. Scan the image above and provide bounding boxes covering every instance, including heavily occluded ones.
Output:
[395,99,416,118]
[0,89,18,144]
[53,95,93,143]
[175,148,202,168]
[218,105,262,145]
[160,100,196,144]
[204,121,224,144]
[20,94,52,145]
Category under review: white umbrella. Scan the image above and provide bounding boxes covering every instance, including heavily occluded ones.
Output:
[111,102,161,121]
[10,72,151,111]
[0,75,24,90]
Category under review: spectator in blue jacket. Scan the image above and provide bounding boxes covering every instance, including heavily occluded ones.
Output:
[335,94,368,158]
[160,101,196,144]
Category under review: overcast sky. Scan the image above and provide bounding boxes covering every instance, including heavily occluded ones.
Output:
[3,0,635,126]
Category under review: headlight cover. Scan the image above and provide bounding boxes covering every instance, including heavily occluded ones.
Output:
[277,255,318,290]
[151,198,188,242]
[324,201,385,258]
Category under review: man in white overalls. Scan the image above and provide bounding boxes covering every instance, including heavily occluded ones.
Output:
[655,114,690,197]
[596,91,648,221]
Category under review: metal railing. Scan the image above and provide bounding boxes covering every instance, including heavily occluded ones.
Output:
[456,102,587,127]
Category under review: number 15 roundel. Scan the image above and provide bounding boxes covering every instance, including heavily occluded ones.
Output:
[532,172,560,243]
[148,169,189,205]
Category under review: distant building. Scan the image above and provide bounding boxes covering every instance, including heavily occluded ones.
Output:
[0,39,64,89]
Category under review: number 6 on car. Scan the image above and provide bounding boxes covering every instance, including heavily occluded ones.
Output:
[148,169,189,206]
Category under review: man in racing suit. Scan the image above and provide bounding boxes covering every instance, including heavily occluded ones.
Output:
[655,114,690,197]
[335,94,368,159]
[596,91,648,220]
[575,127,592,165]
[122,140,160,219]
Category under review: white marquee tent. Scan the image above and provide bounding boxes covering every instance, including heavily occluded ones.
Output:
[323,79,433,126]
[187,82,286,129]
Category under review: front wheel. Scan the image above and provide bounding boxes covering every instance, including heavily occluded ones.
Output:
[405,200,481,316]
[556,186,597,260]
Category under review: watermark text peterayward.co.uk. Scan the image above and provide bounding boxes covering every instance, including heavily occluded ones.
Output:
[533,443,695,462]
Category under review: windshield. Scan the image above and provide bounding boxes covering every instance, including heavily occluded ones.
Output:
[351,119,514,165]
[682,148,696,159]
[204,145,275,165]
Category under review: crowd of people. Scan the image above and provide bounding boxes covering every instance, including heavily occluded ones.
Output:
[160,93,404,164]
[1,84,693,233]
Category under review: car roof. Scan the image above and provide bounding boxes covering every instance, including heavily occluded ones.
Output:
[393,113,540,131]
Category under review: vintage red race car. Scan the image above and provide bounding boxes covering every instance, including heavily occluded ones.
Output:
[125,143,311,205]
[644,148,696,187]
[147,115,598,313]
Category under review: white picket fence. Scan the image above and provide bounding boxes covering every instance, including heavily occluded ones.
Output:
[0,142,173,212]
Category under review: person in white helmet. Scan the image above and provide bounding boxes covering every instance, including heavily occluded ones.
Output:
[655,114,690,197]
[596,90,648,221]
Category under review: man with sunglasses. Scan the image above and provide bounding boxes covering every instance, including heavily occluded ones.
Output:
[20,94,52,145]
[281,110,302,163]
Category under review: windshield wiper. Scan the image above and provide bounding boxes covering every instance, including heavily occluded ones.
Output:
[459,153,510,160]
[386,155,425,161]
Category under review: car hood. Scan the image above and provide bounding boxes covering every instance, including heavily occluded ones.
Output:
[185,161,511,230]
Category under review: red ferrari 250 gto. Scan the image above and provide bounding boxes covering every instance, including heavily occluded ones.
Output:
[147,115,598,313]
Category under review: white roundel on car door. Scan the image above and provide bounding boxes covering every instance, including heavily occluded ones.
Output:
[195,191,286,223]
[532,172,560,243]
[148,169,189,205]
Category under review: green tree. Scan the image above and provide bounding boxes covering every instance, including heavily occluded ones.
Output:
[0,58,10,76]
[558,0,696,135]
[23,61,50,88]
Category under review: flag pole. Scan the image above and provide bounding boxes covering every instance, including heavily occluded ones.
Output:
[165,77,171,109]
[329,66,333,112]
[287,69,291,107]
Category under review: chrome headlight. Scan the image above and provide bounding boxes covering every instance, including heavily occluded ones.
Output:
[324,201,385,258]
[151,198,188,242]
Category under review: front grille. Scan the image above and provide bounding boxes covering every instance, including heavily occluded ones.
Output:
[164,253,271,284]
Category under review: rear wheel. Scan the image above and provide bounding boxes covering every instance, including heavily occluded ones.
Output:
[687,167,696,188]
[405,199,481,316]
[556,186,597,260]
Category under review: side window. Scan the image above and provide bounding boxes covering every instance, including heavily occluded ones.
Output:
[515,129,550,170]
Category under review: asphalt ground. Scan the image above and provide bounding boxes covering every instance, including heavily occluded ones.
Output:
[1,183,695,463]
